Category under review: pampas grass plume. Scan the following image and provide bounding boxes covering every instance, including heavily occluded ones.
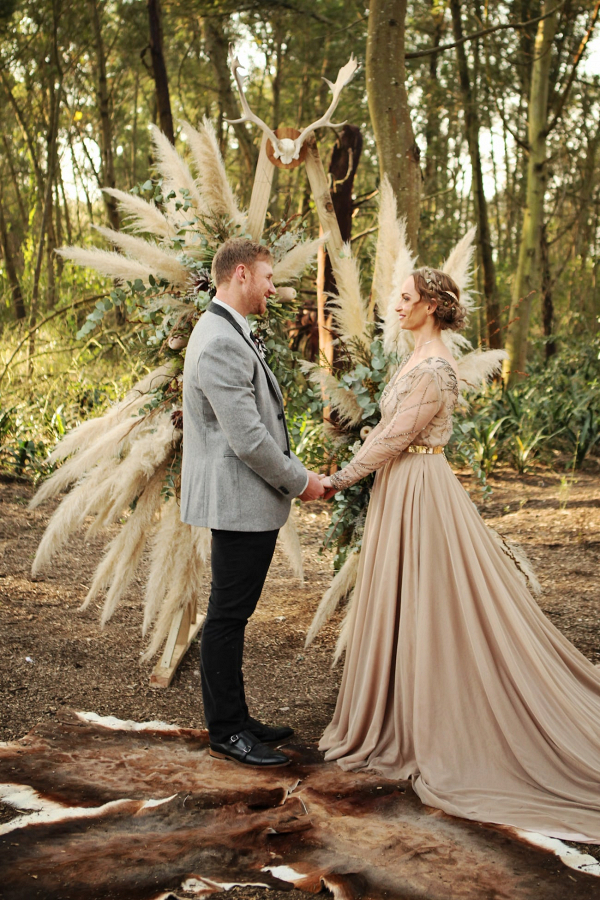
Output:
[82,471,166,625]
[94,226,191,288]
[57,246,159,286]
[372,176,401,319]
[30,417,142,509]
[180,119,245,228]
[278,509,304,582]
[150,125,204,216]
[272,236,326,284]
[329,245,370,346]
[102,188,175,240]
[305,549,360,647]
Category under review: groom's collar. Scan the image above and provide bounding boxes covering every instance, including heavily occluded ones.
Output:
[210,297,250,335]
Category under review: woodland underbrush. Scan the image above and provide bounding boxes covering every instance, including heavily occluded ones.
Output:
[0,314,148,481]
[449,337,600,485]
[1,321,599,502]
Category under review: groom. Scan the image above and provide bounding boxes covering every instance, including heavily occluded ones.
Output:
[181,238,324,767]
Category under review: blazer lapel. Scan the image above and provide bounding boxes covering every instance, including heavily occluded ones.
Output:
[207,302,284,403]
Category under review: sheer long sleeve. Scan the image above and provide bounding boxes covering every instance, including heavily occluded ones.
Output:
[330,368,443,490]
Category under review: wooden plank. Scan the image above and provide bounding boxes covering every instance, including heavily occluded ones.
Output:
[247,133,275,240]
[149,602,205,688]
[304,135,346,284]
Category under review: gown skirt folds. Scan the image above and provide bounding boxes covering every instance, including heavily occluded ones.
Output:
[320,449,600,842]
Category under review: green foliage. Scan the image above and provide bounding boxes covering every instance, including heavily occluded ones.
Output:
[447,338,600,480]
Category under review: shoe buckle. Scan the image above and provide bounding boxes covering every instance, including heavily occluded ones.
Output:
[229,734,239,743]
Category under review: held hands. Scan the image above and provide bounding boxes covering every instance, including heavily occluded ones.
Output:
[319,475,337,501]
[297,472,339,502]
[298,470,326,502]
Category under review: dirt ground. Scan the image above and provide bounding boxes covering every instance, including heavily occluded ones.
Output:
[1,464,600,887]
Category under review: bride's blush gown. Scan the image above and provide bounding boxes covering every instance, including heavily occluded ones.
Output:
[320,356,600,842]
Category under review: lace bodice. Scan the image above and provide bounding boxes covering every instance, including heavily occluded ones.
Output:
[330,357,459,490]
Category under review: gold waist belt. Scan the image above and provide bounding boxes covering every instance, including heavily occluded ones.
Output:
[406,444,445,454]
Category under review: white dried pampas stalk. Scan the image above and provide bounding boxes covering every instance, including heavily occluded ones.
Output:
[383,220,418,358]
[89,414,178,533]
[457,348,507,393]
[57,246,161,286]
[30,416,143,509]
[44,366,173,467]
[305,548,360,648]
[442,225,477,313]
[278,508,304,582]
[142,498,182,636]
[80,468,167,625]
[192,525,211,563]
[272,236,326,285]
[333,588,357,665]
[102,188,175,240]
[31,458,120,575]
[372,176,402,319]
[94,226,191,288]
[141,520,206,662]
[179,119,246,229]
[142,501,209,638]
[150,125,204,218]
[329,244,370,347]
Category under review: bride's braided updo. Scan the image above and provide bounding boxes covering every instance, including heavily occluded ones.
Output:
[412,267,467,332]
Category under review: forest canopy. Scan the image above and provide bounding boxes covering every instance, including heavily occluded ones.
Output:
[1,0,600,483]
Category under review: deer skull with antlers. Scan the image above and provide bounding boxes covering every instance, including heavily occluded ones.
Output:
[227,51,359,166]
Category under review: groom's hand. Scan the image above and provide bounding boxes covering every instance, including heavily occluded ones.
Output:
[298,471,325,502]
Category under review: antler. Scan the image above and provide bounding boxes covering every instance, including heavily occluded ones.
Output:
[227,51,281,149]
[295,56,359,148]
[227,50,358,166]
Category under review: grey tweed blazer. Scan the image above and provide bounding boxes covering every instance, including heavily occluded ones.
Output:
[181,302,307,531]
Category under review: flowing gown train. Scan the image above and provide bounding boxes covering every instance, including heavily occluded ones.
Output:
[320,357,600,842]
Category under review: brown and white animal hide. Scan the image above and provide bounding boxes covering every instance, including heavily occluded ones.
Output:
[0,711,598,900]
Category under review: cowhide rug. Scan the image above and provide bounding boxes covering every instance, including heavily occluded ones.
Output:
[1,711,599,900]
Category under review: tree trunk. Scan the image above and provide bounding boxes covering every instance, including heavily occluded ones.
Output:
[202,17,256,177]
[503,3,559,384]
[147,0,174,143]
[0,191,25,319]
[29,76,62,373]
[450,0,502,349]
[366,0,420,249]
[540,223,556,359]
[89,0,120,231]
[423,3,444,204]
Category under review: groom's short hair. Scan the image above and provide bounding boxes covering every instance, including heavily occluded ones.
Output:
[211,238,272,287]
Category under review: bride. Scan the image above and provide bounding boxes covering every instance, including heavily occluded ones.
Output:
[319,266,600,843]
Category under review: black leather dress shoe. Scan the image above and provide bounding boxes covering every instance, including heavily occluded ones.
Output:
[245,716,294,744]
[209,729,290,767]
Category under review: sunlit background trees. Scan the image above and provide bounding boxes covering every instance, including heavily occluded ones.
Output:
[1,0,600,481]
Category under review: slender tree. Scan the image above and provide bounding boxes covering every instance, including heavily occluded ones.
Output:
[147,0,174,142]
[366,0,421,248]
[88,0,119,232]
[449,0,502,348]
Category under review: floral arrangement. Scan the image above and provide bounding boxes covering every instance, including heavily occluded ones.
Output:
[30,119,321,660]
